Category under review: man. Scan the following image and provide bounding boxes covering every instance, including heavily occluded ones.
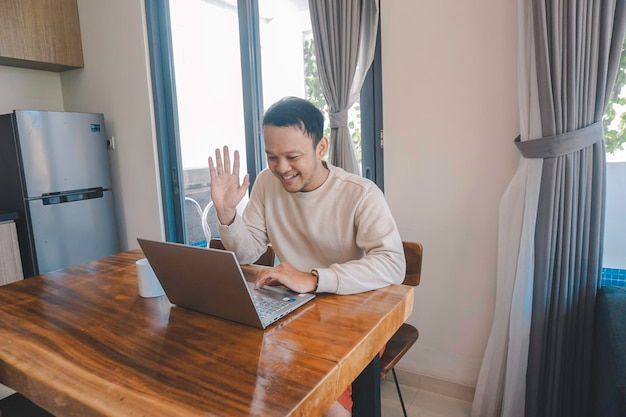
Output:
[208,97,405,416]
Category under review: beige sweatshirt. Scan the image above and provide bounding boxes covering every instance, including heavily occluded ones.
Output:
[218,164,405,295]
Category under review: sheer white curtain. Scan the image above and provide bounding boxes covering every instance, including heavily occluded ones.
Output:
[471,0,545,415]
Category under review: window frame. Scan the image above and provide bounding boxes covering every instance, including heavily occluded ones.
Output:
[360,17,384,190]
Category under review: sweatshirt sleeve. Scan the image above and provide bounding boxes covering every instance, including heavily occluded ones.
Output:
[315,187,406,295]
[217,171,274,265]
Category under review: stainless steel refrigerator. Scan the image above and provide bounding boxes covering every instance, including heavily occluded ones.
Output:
[0,110,120,278]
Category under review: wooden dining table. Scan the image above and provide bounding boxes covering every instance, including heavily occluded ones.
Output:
[0,249,414,416]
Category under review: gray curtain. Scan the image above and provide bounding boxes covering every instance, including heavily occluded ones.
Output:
[308,0,379,175]
[515,1,626,416]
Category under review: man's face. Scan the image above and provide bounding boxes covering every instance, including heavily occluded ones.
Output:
[263,125,328,193]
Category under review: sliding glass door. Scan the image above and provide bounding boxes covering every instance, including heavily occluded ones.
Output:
[146,0,383,245]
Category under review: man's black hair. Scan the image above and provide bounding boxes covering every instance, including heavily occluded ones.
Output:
[262,97,324,147]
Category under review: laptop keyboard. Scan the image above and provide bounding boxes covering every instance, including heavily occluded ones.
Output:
[252,293,294,319]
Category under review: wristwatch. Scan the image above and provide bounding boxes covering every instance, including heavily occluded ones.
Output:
[311,269,319,292]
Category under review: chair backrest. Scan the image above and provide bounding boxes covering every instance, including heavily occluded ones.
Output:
[402,241,423,287]
[209,238,275,267]
[184,197,205,245]
[201,202,218,242]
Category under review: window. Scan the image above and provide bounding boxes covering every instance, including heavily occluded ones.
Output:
[601,34,626,287]
[145,0,383,245]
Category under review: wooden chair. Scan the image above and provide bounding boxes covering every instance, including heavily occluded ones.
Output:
[380,241,423,417]
[209,238,275,267]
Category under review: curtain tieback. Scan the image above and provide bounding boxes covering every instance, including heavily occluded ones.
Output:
[515,121,603,158]
[329,109,349,129]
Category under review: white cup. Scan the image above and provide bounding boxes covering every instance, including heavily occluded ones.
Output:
[136,258,165,298]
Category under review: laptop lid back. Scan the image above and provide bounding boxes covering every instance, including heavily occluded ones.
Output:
[137,238,264,328]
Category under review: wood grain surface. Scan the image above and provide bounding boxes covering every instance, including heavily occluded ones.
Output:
[0,0,84,70]
[0,250,414,416]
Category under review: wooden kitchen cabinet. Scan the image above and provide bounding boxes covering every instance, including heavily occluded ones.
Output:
[0,221,24,285]
[0,0,84,72]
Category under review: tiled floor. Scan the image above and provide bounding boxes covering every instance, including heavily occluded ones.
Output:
[381,379,472,417]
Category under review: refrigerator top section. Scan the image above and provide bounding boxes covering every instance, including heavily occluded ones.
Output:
[14,109,104,116]
[14,110,112,197]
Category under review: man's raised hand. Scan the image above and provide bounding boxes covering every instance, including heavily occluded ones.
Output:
[208,146,250,225]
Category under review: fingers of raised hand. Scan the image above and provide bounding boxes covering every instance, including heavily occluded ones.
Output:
[232,150,241,175]
[208,156,215,176]
[211,147,225,173]
[208,156,222,177]
[210,147,246,182]
[222,145,231,174]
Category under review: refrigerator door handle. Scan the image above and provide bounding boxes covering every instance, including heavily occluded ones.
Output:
[37,187,105,205]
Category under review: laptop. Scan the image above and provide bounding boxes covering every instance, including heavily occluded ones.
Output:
[136,238,315,329]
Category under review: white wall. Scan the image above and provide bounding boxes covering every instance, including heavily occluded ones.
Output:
[61,0,164,250]
[381,0,519,386]
[0,66,64,113]
[0,0,521,390]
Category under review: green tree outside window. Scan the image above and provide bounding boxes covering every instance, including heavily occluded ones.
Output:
[604,35,626,154]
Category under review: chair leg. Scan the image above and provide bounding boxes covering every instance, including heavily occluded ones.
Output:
[391,367,408,417]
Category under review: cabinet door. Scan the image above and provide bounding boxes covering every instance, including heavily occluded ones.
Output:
[0,0,84,71]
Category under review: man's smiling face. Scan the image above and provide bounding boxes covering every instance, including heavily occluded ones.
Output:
[263,125,329,193]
